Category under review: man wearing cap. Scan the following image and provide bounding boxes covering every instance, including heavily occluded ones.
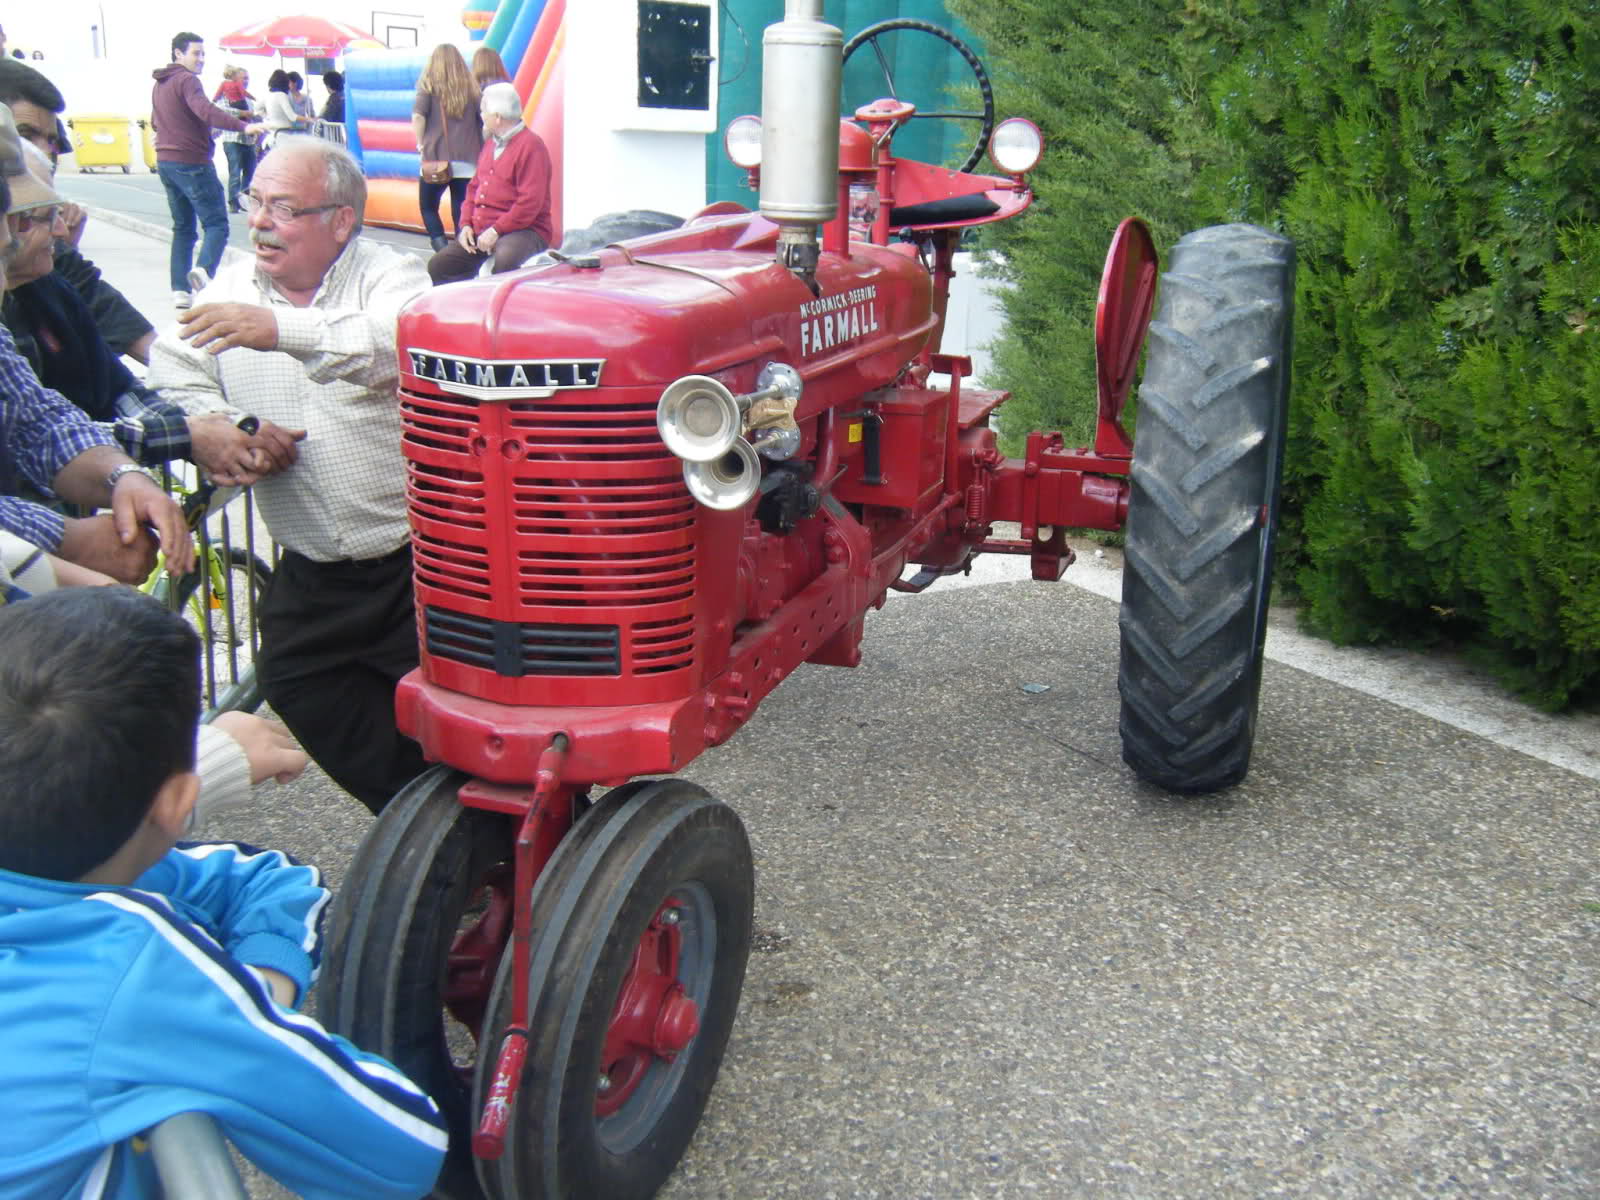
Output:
[0,108,191,587]
[151,32,265,311]
[0,59,157,363]
[4,137,280,484]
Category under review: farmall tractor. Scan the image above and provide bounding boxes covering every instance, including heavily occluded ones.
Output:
[321,4,1294,1197]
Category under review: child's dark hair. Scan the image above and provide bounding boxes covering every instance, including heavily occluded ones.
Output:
[0,589,199,880]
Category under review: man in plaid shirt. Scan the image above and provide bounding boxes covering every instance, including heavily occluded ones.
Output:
[0,318,192,592]
[2,133,273,484]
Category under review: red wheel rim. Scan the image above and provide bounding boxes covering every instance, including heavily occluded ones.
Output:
[444,863,514,1043]
[595,900,701,1118]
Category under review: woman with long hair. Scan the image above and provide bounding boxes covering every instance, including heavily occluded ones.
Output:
[470,45,510,90]
[261,69,309,151]
[412,44,483,251]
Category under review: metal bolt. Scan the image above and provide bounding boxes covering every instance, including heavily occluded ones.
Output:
[660,908,681,926]
[597,1074,612,1092]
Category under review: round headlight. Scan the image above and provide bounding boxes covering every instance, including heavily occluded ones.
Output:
[724,115,763,169]
[989,118,1043,175]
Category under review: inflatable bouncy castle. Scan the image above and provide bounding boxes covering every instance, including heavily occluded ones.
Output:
[343,0,570,235]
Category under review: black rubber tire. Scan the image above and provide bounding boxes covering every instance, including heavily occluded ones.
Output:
[474,779,754,1200]
[842,19,995,174]
[321,765,516,1199]
[551,210,684,258]
[1117,223,1294,793]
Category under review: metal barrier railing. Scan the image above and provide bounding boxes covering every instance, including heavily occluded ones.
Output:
[147,1113,249,1200]
[148,466,277,717]
[313,119,347,145]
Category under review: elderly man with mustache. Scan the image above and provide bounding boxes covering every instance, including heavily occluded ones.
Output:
[147,135,432,816]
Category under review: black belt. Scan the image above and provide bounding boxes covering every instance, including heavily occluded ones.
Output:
[287,543,411,571]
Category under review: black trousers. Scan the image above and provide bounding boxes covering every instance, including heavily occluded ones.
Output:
[256,545,428,814]
[427,229,546,285]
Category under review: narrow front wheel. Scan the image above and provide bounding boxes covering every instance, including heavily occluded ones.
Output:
[475,779,754,1200]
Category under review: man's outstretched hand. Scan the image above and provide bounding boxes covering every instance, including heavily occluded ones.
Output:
[112,472,193,577]
[179,303,280,355]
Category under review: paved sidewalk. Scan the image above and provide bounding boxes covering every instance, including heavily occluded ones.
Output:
[61,195,1600,1199]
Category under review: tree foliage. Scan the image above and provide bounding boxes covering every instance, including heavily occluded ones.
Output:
[957,0,1600,708]
[945,0,1219,447]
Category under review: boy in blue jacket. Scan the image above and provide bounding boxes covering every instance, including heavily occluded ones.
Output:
[0,588,448,1199]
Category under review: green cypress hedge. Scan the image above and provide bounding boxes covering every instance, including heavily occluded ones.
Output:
[955,0,1600,708]
[1207,0,1600,707]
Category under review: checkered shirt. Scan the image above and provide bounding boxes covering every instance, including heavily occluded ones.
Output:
[0,323,119,551]
[146,238,430,562]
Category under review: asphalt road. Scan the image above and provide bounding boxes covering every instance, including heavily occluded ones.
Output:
[56,168,434,261]
[200,578,1599,1200]
[62,197,1600,1199]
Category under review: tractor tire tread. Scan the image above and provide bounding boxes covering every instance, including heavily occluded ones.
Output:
[1118,223,1293,793]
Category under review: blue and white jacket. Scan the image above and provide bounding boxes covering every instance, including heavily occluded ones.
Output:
[0,842,448,1199]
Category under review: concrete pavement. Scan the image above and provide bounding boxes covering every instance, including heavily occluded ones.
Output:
[57,176,1600,1198]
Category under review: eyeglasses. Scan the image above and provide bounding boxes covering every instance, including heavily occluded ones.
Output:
[242,194,342,223]
[10,206,60,234]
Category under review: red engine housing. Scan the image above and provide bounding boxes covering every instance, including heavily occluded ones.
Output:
[395,212,938,784]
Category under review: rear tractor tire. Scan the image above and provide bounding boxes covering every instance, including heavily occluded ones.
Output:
[1117,223,1294,793]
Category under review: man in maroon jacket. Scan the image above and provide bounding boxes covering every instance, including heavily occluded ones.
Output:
[426,82,552,285]
[150,33,265,310]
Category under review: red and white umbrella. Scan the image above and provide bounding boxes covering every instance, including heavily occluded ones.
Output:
[217,15,384,58]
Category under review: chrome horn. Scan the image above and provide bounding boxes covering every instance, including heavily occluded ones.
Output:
[656,364,803,461]
[658,363,804,509]
[656,375,745,463]
[684,439,763,510]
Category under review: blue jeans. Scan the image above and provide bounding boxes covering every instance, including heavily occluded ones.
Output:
[223,141,257,210]
[156,160,230,291]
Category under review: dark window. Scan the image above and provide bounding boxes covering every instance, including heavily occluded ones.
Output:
[638,1,711,111]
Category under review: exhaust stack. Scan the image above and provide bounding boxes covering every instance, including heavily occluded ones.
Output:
[759,0,841,294]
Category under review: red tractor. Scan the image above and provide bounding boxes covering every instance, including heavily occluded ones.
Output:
[322,5,1294,1197]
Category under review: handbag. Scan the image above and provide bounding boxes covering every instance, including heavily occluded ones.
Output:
[420,103,452,184]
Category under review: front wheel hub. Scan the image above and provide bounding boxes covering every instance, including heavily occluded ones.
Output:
[596,902,701,1115]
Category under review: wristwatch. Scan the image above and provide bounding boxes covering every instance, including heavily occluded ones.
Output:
[106,462,158,491]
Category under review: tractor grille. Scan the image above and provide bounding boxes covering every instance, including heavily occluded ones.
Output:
[423,607,621,676]
[402,384,698,680]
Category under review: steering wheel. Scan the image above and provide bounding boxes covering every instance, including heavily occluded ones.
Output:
[841,19,996,174]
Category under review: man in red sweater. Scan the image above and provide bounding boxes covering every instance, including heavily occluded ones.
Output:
[427,82,552,285]
[150,32,264,309]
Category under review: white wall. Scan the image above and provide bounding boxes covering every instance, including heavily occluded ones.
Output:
[561,0,715,231]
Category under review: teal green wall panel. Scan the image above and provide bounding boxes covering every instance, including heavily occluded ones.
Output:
[706,2,984,207]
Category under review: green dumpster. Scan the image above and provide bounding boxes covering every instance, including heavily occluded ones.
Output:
[68,114,132,174]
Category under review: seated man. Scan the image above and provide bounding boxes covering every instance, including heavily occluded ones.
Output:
[0,63,158,362]
[4,140,279,482]
[3,136,286,484]
[427,82,552,284]
[0,105,191,585]
[0,588,447,1197]
[148,135,430,814]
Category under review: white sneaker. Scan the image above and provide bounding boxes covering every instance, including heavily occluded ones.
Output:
[173,290,192,310]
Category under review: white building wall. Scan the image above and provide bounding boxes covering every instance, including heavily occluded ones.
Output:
[562,0,716,232]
